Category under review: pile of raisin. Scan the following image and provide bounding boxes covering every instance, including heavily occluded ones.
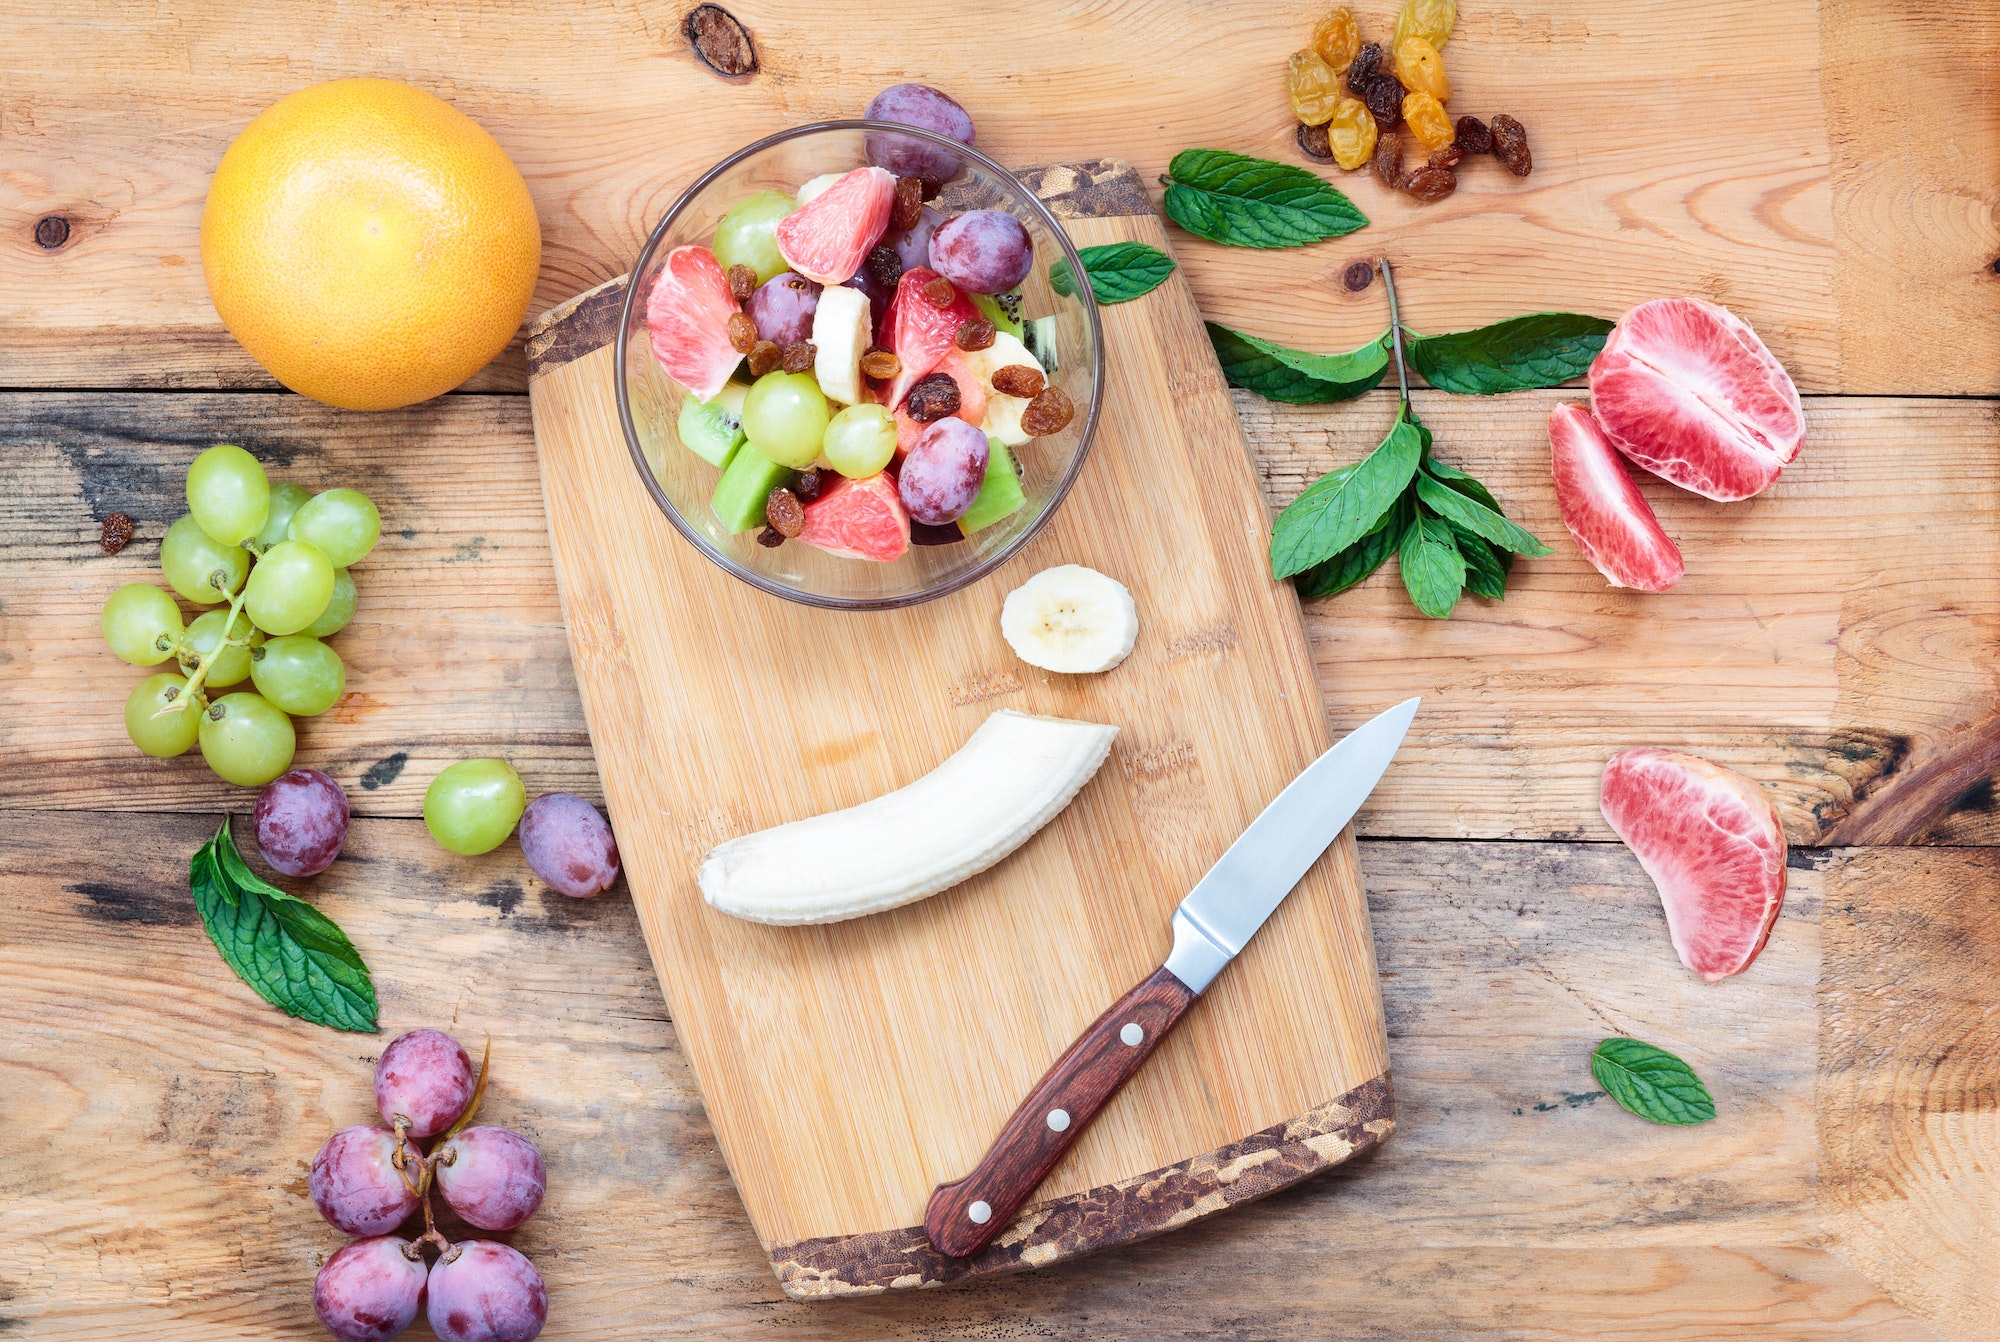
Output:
[1288,0,1532,201]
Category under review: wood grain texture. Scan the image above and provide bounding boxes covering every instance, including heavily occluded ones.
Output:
[2,815,1969,1338]
[0,1,1992,395]
[8,390,1998,851]
[527,191,1395,1276]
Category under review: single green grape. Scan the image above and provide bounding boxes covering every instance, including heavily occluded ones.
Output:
[424,758,527,856]
[821,403,899,477]
[178,608,261,687]
[197,692,295,786]
[305,568,358,638]
[288,488,381,568]
[712,190,797,285]
[251,635,346,716]
[741,371,830,469]
[102,583,186,666]
[161,514,250,605]
[125,673,203,757]
[185,444,271,547]
[244,539,335,635]
[249,480,312,555]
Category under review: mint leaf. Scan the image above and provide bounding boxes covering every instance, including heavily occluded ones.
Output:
[1421,455,1504,514]
[1270,415,1422,578]
[1049,242,1176,304]
[1449,522,1508,599]
[1415,473,1553,557]
[1296,495,1408,598]
[1590,1037,1716,1125]
[1165,149,1368,248]
[1406,313,1614,394]
[190,817,378,1033]
[1397,511,1465,618]
[1207,323,1389,403]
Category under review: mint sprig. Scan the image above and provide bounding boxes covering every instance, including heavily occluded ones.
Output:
[1207,323,1389,403]
[1407,313,1614,394]
[189,817,378,1033]
[1591,1037,1716,1125]
[1049,242,1176,305]
[1163,150,1368,248]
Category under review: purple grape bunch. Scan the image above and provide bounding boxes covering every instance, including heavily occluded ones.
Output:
[310,1029,550,1342]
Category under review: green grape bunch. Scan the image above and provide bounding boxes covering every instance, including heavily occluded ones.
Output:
[100,443,381,788]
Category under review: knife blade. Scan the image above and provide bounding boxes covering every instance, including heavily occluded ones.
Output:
[923,697,1419,1258]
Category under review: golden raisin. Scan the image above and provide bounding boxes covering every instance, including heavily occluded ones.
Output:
[990,364,1045,398]
[1019,386,1075,437]
[726,264,758,304]
[1326,97,1377,171]
[765,486,805,538]
[859,348,902,380]
[1310,7,1361,73]
[1404,91,1457,153]
[922,276,957,308]
[891,176,924,232]
[1287,49,1343,127]
[1392,0,1456,49]
[780,340,816,373]
[726,311,757,353]
[1393,37,1451,102]
[747,340,781,376]
[956,317,996,351]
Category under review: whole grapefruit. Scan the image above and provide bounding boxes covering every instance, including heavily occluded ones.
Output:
[201,78,541,410]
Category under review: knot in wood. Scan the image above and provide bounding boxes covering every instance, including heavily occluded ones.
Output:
[34,215,71,249]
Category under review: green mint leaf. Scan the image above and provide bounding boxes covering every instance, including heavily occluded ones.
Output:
[1165,149,1368,248]
[1590,1037,1716,1125]
[190,817,378,1033]
[1295,494,1409,599]
[1049,242,1177,304]
[1406,313,1615,394]
[1420,455,1504,515]
[1208,323,1389,403]
[1270,415,1423,578]
[1397,510,1466,618]
[1449,522,1508,599]
[1415,473,1553,557]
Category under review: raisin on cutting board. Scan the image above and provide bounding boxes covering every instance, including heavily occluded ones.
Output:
[1297,120,1334,163]
[1363,74,1404,130]
[1453,115,1492,155]
[1372,132,1406,190]
[99,513,135,554]
[1491,115,1533,176]
[1347,41,1384,92]
[1403,164,1458,201]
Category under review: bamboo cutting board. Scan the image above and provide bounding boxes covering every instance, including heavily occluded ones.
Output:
[524,160,1392,1297]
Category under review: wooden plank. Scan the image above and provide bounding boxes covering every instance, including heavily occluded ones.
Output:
[0,814,1957,1338]
[0,0,1990,395]
[526,184,1393,1286]
[6,389,1997,851]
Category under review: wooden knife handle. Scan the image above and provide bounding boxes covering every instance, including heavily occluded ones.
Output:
[923,964,1197,1258]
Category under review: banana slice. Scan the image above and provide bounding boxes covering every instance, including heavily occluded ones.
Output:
[956,331,1043,447]
[810,283,870,405]
[699,710,1117,925]
[1001,565,1139,674]
[796,172,843,205]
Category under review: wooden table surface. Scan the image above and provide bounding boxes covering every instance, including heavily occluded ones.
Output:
[2,2,1996,1338]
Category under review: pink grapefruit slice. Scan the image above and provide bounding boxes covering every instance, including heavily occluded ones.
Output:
[883,267,979,410]
[799,473,910,562]
[644,245,742,402]
[775,166,894,285]
[1549,403,1685,592]
[1600,747,1788,983]
[1587,298,1804,502]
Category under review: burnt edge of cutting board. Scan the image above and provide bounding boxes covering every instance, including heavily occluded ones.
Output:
[524,158,1153,380]
[770,1071,1394,1298]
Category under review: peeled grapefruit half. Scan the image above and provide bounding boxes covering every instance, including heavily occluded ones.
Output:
[1549,403,1684,592]
[1587,298,1803,502]
[645,245,742,402]
[1599,748,1787,983]
[775,166,894,285]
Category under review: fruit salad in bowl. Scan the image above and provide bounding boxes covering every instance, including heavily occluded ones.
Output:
[616,99,1103,609]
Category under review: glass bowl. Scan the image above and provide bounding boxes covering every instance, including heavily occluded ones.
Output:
[615,121,1104,610]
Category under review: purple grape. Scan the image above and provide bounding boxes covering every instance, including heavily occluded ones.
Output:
[863,84,975,184]
[841,272,893,340]
[253,767,349,877]
[518,793,620,899]
[310,1126,419,1236]
[374,1029,474,1139]
[885,205,944,273]
[435,1126,547,1231]
[929,210,1033,295]
[427,1241,548,1342]
[898,418,989,525]
[314,1235,427,1342]
[745,271,820,346]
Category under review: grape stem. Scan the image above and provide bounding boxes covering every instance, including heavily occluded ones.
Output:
[153,573,253,718]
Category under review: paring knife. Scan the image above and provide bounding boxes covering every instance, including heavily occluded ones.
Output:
[923,697,1419,1258]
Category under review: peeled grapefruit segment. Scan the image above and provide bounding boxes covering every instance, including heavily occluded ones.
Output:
[799,473,911,562]
[1587,298,1803,502]
[1599,748,1788,983]
[645,245,742,402]
[884,267,980,409]
[1549,403,1684,592]
[774,166,895,285]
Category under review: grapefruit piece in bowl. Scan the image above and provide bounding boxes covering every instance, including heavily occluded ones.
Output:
[645,245,742,402]
[1549,403,1684,592]
[775,166,895,285]
[1599,747,1787,983]
[1587,298,1803,502]
[883,267,980,409]
[799,473,911,562]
